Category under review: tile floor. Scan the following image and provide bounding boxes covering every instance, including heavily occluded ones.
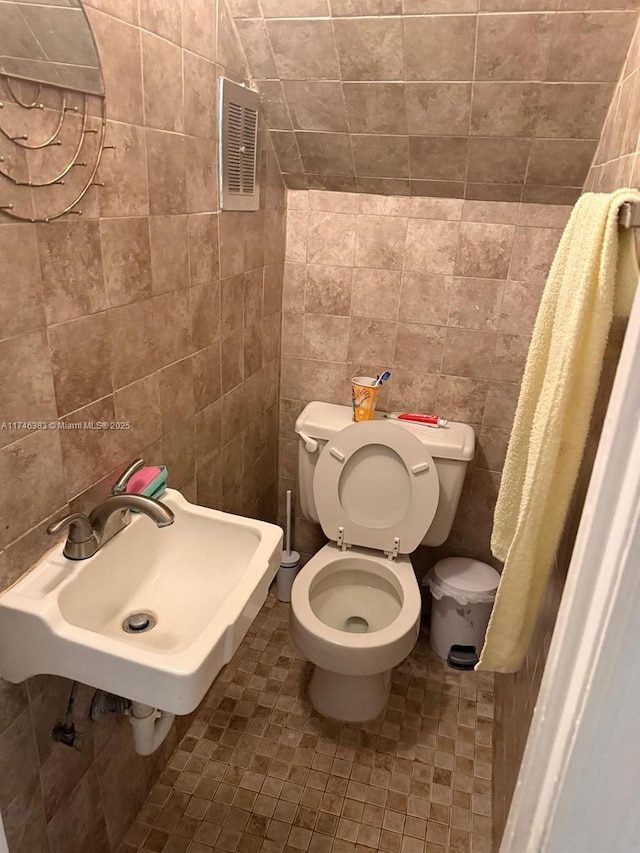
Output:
[119,594,494,853]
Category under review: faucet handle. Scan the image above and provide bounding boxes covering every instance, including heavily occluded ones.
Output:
[111,458,145,495]
[47,514,98,559]
[47,513,94,542]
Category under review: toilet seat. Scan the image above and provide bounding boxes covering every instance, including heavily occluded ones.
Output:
[313,420,440,556]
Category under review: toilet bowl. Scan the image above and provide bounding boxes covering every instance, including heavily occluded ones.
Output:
[291,543,421,721]
[291,403,475,722]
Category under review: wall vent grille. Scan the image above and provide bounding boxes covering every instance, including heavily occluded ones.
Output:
[219,77,260,211]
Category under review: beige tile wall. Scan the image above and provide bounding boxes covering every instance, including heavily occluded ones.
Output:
[586,14,640,191]
[229,0,639,202]
[493,25,640,846]
[278,188,569,565]
[0,1,285,851]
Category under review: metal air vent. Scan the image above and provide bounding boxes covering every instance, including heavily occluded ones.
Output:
[219,77,260,211]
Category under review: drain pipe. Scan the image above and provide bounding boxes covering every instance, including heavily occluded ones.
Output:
[129,702,175,756]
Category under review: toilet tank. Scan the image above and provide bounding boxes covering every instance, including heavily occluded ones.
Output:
[295,402,475,547]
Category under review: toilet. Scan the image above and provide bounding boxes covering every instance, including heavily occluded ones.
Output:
[290,402,475,722]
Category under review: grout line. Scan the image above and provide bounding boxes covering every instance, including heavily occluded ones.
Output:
[256,77,621,86]
[257,129,604,143]
[237,9,638,20]
[465,8,481,189]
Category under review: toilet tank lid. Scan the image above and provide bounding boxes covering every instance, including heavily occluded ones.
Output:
[295,402,475,462]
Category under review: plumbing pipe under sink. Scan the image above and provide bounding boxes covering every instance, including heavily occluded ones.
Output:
[129,702,175,756]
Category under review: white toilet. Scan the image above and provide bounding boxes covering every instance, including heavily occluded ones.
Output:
[290,402,475,722]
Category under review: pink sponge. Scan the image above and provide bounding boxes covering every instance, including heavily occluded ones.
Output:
[126,466,165,495]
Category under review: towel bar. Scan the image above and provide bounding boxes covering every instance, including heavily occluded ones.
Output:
[619,202,640,229]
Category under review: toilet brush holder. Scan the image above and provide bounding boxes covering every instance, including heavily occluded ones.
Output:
[277,488,300,602]
[277,551,301,602]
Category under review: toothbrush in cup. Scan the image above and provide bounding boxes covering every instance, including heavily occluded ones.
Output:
[373,370,391,387]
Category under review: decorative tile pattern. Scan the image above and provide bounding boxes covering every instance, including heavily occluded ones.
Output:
[120,593,495,853]
[231,4,637,202]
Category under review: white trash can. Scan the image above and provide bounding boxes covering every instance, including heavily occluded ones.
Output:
[425,557,500,668]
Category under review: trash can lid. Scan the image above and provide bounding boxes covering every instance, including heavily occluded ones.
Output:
[433,557,500,594]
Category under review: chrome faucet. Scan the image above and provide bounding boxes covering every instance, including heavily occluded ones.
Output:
[111,458,145,495]
[48,460,174,560]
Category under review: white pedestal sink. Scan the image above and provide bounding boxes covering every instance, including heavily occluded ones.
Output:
[0,490,283,715]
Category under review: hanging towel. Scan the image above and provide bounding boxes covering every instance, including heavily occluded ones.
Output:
[477,188,640,673]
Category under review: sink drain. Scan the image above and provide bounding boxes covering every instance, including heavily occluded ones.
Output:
[122,612,156,634]
[344,615,369,634]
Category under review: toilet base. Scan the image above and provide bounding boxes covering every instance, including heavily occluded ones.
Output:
[308,666,392,722]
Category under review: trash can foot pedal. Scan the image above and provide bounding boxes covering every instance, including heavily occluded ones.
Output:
[447,645,478,670]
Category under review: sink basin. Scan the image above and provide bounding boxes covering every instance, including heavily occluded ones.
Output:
[0,490,282,714]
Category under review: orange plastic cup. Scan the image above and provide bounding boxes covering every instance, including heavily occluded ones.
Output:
[351,376,380,422]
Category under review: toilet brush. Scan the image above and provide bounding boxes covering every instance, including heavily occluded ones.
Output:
[277,489,301,602]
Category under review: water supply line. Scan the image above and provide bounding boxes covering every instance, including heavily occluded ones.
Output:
[128,702,175,756]
[52,681,84,748]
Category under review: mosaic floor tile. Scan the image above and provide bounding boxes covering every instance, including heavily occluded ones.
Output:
[120,594,494,853]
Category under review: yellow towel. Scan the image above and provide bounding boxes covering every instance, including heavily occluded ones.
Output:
[477,189,640,673]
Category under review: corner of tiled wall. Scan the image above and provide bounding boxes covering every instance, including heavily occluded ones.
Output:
[586,13,640,193]
[278,187,570,570]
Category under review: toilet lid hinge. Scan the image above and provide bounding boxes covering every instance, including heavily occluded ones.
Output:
[337,526,347,550]
[385,537,400,560]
